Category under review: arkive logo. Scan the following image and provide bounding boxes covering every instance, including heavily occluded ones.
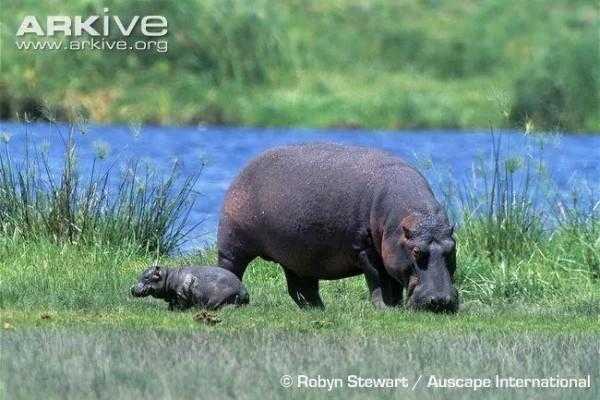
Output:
[16,8,167,37]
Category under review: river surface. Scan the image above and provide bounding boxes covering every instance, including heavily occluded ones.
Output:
[0,122,598,249]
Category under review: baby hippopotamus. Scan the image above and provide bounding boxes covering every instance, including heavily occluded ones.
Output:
[131,265,249,310]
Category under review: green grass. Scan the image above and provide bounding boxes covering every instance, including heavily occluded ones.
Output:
[1,0,598,131]
[2,330,597,400]
[0,236,598,327]
[0,241,598,399]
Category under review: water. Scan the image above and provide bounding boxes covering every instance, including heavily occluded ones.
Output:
[1,122,598,249]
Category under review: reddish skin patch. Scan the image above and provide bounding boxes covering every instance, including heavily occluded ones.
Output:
[401,214,420,235]
[223,188,250,219]
[381,226,413,285]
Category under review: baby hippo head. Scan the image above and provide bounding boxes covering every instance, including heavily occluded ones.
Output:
[131,265,166,298]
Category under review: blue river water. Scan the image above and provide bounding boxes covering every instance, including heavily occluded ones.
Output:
[0,122,598,249]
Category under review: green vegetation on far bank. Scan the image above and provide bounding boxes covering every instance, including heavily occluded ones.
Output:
[1,0,598,131]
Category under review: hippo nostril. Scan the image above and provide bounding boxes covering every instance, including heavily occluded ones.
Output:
[428,296,443,305]
[425,295,456,312]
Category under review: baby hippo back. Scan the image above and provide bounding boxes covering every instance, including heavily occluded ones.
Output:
[174,266,249,309]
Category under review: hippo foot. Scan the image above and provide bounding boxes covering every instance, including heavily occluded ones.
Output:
[370,288,388,309]
[369,283,404,309]
[284,268,325,309]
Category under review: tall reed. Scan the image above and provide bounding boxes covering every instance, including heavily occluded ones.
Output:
[0,124,200,254]
[455,131,545,264]
[438,130,598,302]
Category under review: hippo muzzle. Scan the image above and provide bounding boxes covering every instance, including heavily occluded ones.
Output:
[130,283,150,297]
[406,274,459,313]
[408,286,459,313]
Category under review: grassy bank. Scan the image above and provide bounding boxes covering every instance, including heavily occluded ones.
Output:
[1,238,598,399]
[1,227,598,328]
[1,0,598,131]
[0,125,200,253]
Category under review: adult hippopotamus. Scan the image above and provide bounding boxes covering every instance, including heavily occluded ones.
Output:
[217,143,458,312]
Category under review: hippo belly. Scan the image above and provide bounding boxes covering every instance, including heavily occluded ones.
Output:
[266,248,363,280]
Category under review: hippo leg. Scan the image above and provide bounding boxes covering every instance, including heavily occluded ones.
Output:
[217,248,255,280]
[204,287,249,309]
[217,218,258,279]
[359,249,402,308]
[353,228,390,307]
[358,250,386,308]
[380,270,403,306]
[168,299,189,311]
[283,268,325,309]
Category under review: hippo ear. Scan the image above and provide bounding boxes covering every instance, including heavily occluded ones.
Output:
[152,266,161,279]
[449,223,455,236]
[401,214,417,239]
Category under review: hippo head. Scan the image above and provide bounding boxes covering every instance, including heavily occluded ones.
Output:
[131,265,166,298]
[383,212,459,313]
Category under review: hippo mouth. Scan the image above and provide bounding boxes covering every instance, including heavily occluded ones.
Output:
[406,276,458,313]
[131,284,150,297]
[407,289,459,313]
[409,297,458,313]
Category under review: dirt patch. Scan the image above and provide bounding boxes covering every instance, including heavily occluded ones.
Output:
[193,311,221,326]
